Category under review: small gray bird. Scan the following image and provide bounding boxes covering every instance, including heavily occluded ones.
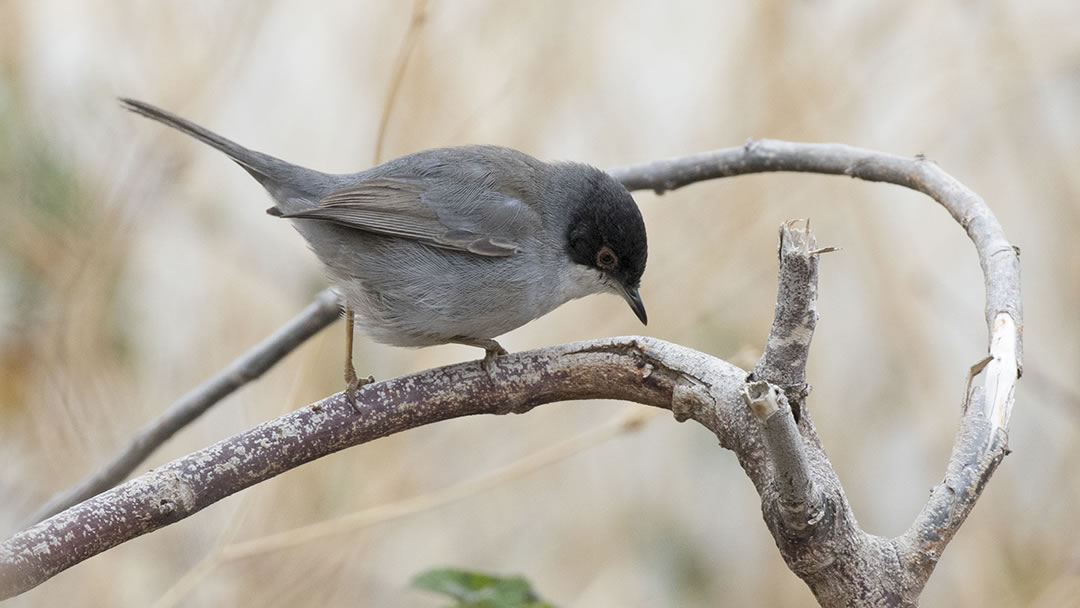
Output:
[122,99,648,403]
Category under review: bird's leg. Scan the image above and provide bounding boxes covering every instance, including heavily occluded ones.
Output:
[343,305,374,409]
[452,337,508,373]
[480,340,508,372]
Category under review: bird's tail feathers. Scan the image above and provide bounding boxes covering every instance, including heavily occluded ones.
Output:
[121,97,291,185]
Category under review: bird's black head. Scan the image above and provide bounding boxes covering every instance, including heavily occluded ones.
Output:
[563,165,649,324]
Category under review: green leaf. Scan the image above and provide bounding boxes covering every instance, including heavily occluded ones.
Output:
[411,567,556,608]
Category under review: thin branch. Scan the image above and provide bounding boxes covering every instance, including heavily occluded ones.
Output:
[609,139,1024,366]
[19,288,342,528]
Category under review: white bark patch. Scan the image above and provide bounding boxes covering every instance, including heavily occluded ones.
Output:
[984,312,1019,430]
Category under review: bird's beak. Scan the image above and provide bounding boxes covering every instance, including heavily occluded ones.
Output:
[620,285,648,325]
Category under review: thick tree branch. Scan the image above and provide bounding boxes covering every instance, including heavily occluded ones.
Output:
[2,141,1022,606]
[19,288,342,528]
[1,337,744,599]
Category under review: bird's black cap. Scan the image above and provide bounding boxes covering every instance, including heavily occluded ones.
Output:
[563,166,648,323]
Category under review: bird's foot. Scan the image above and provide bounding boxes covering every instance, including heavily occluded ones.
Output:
[450,337,508,376]
[344,366,375,412]
[481,341,508,375]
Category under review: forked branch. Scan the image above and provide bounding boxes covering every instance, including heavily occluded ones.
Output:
[1,141,1021,607]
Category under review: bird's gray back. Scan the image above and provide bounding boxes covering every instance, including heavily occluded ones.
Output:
[355,145,553,235]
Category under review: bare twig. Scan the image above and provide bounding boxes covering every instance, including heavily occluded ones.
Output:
[609,139,1024,366]
[19,288,342,528]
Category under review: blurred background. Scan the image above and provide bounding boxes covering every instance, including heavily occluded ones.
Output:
[0,0,1076,606]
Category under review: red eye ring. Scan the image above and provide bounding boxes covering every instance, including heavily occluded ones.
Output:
[596,246,617,269]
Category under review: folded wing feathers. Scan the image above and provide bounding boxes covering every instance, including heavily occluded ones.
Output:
[436,231,521,256]
[279,179,520,257]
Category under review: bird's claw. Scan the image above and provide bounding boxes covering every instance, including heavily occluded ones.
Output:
[344,375,375,412]
[481,345,508,375]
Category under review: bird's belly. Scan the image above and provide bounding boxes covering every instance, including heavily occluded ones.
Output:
[322,240,559,347]
[338,276,546,347]
[296,226,595,348]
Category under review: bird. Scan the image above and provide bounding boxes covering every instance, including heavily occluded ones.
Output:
[121,98,648,406]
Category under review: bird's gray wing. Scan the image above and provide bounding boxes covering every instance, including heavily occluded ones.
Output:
[275,177,538,257]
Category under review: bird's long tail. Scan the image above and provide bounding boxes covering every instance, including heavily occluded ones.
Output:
[120,98,337,217]
[120,98,293,180]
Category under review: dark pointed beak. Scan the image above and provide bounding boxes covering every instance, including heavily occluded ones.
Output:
[620,285,648,325]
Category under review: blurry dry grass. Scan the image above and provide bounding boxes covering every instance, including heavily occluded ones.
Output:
[1,0,1077,606]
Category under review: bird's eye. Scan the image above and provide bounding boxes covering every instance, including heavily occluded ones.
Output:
[596,246,618,270]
